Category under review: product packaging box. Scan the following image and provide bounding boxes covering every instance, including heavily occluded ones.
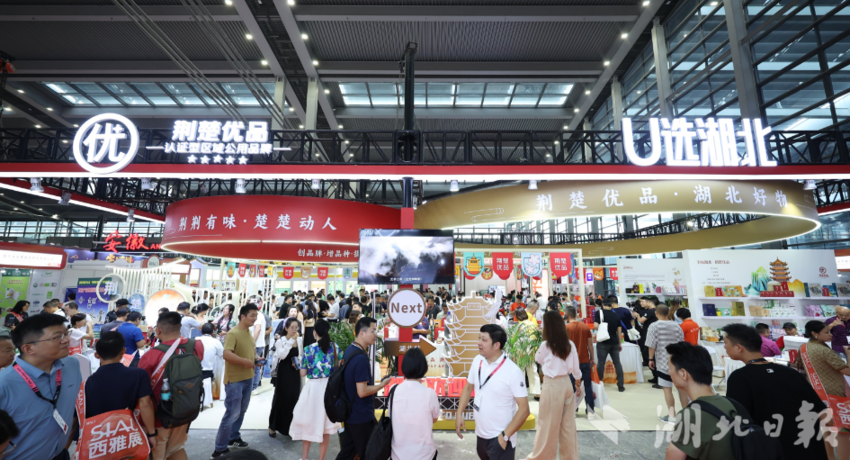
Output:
[715,287,724,297]
[837,283,850,297]
[828,284,839,297]
[731,301,746,316]
[704,286,716,297]
[719,307,732,317]
[822,305,837,317]
[805,305,824,317]
[702,303,717,317]
[809,283,822,298]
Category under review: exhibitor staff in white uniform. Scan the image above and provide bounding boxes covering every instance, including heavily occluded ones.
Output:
[456,324,530,460]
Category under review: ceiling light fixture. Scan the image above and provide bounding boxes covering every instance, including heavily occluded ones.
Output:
[289,107,295,112]
[528,180,538,190]
[324,89,330,94]
[312,60,319,66]
[585,90,590,95]
[58,192,71,205]
[29,178,44,193]
[261,60,268,66]
[235,179,246,194]
[299,124,304,129]
[450,180,459,192]
[621,33,628,39]
[554,140,559,145]
[62,140,68,144]
[51,214,59,219]
[73,124,79,127]
[245,33,253,40]
[47,107,53,111]
[338,124,343,129]
[574,108,579,112]
[604,61,610,66]
[301,33,308,40]
[35,125,41,128]
[225,0,233,5]
[288,0,294,5]
[803,179,817,191]
[311,179,321,190]
[687,220,695,227]
[642,0,649,5]
[17,89,23,94]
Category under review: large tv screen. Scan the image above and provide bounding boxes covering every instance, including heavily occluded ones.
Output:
[358,229,455,285]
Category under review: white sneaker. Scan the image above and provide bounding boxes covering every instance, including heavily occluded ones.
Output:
[251,390,259,396]
[587,411,598,421]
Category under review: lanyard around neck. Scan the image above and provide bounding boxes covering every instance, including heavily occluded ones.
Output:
[478,356,507,391]
[13,362,62,408]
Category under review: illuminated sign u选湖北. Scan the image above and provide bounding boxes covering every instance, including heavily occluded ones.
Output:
[72,114,290,174]
[622,117,776,168]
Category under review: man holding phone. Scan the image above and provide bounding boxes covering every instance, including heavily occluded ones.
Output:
[335,317,391,460]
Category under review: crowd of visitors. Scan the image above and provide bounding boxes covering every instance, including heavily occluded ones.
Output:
[2,286,850,460]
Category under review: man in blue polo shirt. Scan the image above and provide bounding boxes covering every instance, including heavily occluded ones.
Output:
[116,311,147,366]
[336,317,391,460]
[0,314,82,460]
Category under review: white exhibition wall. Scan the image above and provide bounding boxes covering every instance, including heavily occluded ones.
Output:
[618,249,843,329]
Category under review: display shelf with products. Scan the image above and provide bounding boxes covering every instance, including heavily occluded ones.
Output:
[698,297,747,300]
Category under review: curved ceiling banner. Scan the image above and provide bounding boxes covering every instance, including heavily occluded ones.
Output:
[161,195,400,262]
[415,180,820,257]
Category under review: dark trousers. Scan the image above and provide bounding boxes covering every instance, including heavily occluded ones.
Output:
[52,450,70,460]
[596,341,624,390]
[639,339,658,382]
[476,436,515,460]
[335,419,375,460]
[570,361,595,413]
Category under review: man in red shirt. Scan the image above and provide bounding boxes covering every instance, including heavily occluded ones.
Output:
[677,308,700,345]
[138,312,204,460]
[565,306,597,420]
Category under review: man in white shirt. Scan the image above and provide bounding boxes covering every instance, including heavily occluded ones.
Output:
[456,324,530,460]
[177,302,202,338]
[251,310,267,394]
[198,323,224,381]
[327,295,340,322]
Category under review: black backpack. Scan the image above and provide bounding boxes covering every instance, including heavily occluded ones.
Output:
[364,384,397,460]
[154,339,204,428]
[689,397,784,460]
[324,345,364,423]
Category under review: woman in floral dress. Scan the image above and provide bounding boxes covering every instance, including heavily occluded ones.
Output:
[289,319,340,460]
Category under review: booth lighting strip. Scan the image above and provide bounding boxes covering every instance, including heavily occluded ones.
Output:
[0,182,165,224]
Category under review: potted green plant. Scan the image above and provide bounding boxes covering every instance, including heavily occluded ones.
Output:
[505,323,542,371]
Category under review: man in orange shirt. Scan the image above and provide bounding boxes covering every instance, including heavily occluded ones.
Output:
[677,308,700,345]
[565,306,597,420]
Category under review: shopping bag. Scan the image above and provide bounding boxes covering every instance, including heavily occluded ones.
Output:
[76,381,150,460]
[590,363,601,384]
[591,381,609,409]
[596,320,610,342]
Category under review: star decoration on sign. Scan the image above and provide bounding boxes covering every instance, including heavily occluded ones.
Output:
[200,155,210,164]
[187,154,198,163]
[213,155,223,163]
[238,156,248,165]
[225,156,235,165]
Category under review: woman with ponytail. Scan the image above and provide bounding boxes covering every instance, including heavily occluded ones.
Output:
[289,319,340,460]
[303,300,318,347]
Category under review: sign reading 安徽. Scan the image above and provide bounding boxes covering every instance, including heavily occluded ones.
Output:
[622,117,776,167]
[387,289,427,328]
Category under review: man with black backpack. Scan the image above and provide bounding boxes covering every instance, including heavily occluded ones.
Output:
[334,317,391,460]
[665,341,783,460]
[138,312,205,460]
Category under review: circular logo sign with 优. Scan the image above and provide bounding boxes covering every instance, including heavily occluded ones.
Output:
[72,113,140,174]
[387,289,427,328]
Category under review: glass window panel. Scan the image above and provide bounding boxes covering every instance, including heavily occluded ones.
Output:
[538,96,567,106]
[339,83,367,94]
[90,95,122,105]
[163,83,204,105]
[428,96,454,106]
[513,83,544,97]
[130,83,177,106]
[511,96,539,106]
[456,96,483,106]
[343,96,371,105]
[371,96,398,105]
[428,83,455,95]
[544,84,572,94]
[73,83,108,95]
[825,34,850,66]
[63,95,93,105]
[486,83,514,95]
[762,71,826,109]
[44,82,76,94]
[483,96,510,106]
[369,83,397,94]
[457,83,485,95]
[219,82,259,106]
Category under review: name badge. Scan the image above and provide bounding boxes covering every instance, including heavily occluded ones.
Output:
[53,409,68,434]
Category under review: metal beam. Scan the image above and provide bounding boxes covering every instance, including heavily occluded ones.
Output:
[293,5,639,22]
[318,61,604,76]
[0,102,45,126]
[0,5,239,21]
[272,0,338,129]
[568,0,663,130]
[59,107,299,119]
[6,82,74,127]
[9,60,273,76]
[325,77,598,83]
[335,107,574,119]
[233,0,306,124]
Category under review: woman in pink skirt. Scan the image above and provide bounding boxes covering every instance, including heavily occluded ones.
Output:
[289,320,340,460]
